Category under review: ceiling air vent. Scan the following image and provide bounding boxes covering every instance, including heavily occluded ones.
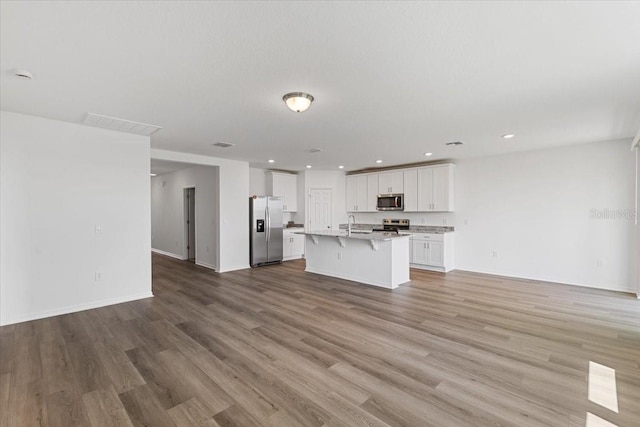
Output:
[445,141,464,146]
[307,148,323,153]
[213,142,235,148]
[83,113,162,136]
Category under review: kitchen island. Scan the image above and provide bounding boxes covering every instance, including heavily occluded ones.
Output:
[297,230,410,289]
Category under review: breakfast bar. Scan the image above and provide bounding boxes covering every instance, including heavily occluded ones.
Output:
[297,230,411,289]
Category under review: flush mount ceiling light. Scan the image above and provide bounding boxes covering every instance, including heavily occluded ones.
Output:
[338,165,345,169]
[268,159,275,163]
[150,173,157,177]
[424,152,433,156]
[502,134,516,139]
[283,92,314,113]
[376,160,383,164]
[306,165,312,168]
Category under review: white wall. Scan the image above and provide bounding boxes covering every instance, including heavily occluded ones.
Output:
[352,140,637,293]
[249,167,267,196]
[151,165,218,270]
[150,149,250,272]
[636,146,640,296]
[0,111,152,326]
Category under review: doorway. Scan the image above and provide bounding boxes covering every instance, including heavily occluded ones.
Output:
[308,188,332,231]
[185,187,196,262]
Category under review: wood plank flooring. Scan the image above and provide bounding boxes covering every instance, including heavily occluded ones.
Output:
[1,253,639,426]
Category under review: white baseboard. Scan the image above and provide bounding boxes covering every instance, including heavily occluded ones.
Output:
[0,291,154,326]
[455,267,635,295]
[152,248,186,260]
[217,264,251,273]
[196,260,217,271]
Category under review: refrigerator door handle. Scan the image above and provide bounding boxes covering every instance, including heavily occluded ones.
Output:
[265,206,270,242]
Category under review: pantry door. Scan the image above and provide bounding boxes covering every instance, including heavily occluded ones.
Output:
[308,189,332,232]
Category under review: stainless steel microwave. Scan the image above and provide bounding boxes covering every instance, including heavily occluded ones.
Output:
[377,194,404,211]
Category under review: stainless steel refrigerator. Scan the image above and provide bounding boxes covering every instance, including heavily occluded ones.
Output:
[249,196,283,267]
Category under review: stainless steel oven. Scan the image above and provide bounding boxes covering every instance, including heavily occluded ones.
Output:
[377,193,404,211]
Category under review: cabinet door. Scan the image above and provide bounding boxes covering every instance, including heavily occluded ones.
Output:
[431,166,450,212]
[378,171,404,194]
[378,172,391,194]
[417,168,434,211]
[411,240,429,264]
[282,234,292,257]
[427,241,444,266]
[355,175,368,213]
[403,169,418,212]
[366,174,378,211]
[285,174,298,212]
[291,234,305,257]
[389,171,404,193]
[346,175,358,212]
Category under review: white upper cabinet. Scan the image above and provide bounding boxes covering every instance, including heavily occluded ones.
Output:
[403,169,418,212]
[266,172,298,212]
[366,174,378,211]
[378,171,404,194]
[417,164,455,212]
[346,174,376,212]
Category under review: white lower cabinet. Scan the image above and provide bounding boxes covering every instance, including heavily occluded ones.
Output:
[409,233,453,272]
[283,230,305,261]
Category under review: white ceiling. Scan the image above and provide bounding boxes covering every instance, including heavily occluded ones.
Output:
[2,1,639,172]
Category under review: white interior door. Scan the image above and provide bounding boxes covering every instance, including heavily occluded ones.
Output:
[308,189,332,231]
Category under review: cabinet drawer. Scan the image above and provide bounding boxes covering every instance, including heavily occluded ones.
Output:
[410,233,444,242]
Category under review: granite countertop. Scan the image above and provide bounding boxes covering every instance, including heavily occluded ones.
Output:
[338,223,454,234]
[296,229,411,241]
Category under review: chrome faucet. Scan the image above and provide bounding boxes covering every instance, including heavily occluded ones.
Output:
[347,215,356,235]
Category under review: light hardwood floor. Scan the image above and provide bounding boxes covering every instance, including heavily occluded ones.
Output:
[1,253,639,426]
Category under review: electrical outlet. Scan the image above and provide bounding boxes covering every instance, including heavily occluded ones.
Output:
[597,259,603,267]
[94,224,102,233]
[492,251,498,258]
[95,272,103,281]
[337,252,342,260]
[421,218,426,224]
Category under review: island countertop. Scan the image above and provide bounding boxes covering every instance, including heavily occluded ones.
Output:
[295,230,411,241]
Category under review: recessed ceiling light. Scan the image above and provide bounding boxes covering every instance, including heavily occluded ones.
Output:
[502,134,515,139]
[376,160,383,164]
[268,159,275,163]
[338,165,344,169]
[14,69,33,80]
[306,165,312,168]
[150,173,157,177]
[424,152,433,156]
